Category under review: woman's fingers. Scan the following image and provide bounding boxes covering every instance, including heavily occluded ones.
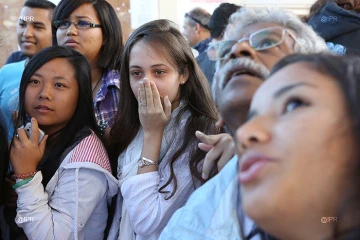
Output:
[144,79,154,108]
[198,142,213,152]
[163,96,171,118]
[197,132,235,179]
[217,143,235,171]
[151,81,162,110]
[196,131,221,146]
[139,81,146,108]
[16,128,27,143]
[29,118,39,143]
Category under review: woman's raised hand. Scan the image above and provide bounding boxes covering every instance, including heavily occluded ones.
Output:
[10,118,48,175]
[138,79,172,134]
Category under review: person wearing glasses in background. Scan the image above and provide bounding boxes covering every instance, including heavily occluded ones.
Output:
[53,0,123,144]
[183,7,212,56]
[160,7,328,240]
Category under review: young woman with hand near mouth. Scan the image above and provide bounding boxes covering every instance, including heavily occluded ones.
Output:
[108,19,218,240]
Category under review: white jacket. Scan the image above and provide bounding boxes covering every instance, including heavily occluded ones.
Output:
[15,131,118,240]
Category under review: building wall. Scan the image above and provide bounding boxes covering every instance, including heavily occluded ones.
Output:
[0,0,316,68]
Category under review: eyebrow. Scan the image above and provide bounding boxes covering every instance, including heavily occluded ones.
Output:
[32,22,46,26]
[129,64,168,68]
[245,82,316,121]
[19,20,46,26]
[74,16,92,20]
[273,82,316,99]
[32,73,69,81]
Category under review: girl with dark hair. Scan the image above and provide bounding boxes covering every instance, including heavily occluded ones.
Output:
[107,19,218,239]
[236,54,360,239]
[8,46,118,239]
[53,0,123,141]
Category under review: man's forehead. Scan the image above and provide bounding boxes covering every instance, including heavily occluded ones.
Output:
[225,22,286,41]
[20,7,52,21]
[183,17,194,27]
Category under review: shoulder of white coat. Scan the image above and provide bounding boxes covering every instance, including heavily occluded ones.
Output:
[68,131,111,173]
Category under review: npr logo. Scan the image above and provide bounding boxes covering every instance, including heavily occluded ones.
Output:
[17,217,34,223]
[321,16,338,23]
[19,16,35,21]
[321,217,337,223]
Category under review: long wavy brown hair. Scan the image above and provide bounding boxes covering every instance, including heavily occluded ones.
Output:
[109,19,218,198]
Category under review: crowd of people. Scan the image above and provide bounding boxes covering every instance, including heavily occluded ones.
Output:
[0,0,359,239]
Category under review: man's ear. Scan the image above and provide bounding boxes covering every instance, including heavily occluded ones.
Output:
[195,23,201,33]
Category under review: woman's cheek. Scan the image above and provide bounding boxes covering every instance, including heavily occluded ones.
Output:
[130,82,140,100]
[155,84,165,98]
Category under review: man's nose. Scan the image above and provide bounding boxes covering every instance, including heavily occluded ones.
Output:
[227,38,257,60]
[23,25,34,37]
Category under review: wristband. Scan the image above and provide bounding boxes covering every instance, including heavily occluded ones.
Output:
[11,171,37,181]
[12,177,34,190]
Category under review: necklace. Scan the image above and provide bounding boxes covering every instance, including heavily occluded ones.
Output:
[92,75,102,94]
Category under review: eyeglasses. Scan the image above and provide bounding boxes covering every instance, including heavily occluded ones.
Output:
[206,27,299,61]
[53,20,101,29]
[184,13,210,30]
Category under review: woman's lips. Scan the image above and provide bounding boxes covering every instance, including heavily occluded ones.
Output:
[65,39,79,47]
[239,153,274,184]
[35,105,53,113]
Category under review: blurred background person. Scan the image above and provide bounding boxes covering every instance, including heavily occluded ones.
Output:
[307,0,360,55]
[183,7,211,56]
[199,2,241,86]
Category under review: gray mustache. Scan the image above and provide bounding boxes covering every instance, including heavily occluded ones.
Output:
[218,58,271,89]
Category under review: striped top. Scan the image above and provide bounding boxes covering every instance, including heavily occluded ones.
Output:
[68,132,111,173]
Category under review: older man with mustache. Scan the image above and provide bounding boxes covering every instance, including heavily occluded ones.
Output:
[160,7,327,240]
[197,7,328,179]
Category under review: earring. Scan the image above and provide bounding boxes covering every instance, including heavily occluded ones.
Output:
[182,81,185,84]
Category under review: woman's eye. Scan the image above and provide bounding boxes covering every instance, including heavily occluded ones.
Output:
[29,79,40,84]
[77,20,90,27]
[131,71,142,76]
[284,98,308,113]
[155,70,165,75]
[54,83,65,87]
